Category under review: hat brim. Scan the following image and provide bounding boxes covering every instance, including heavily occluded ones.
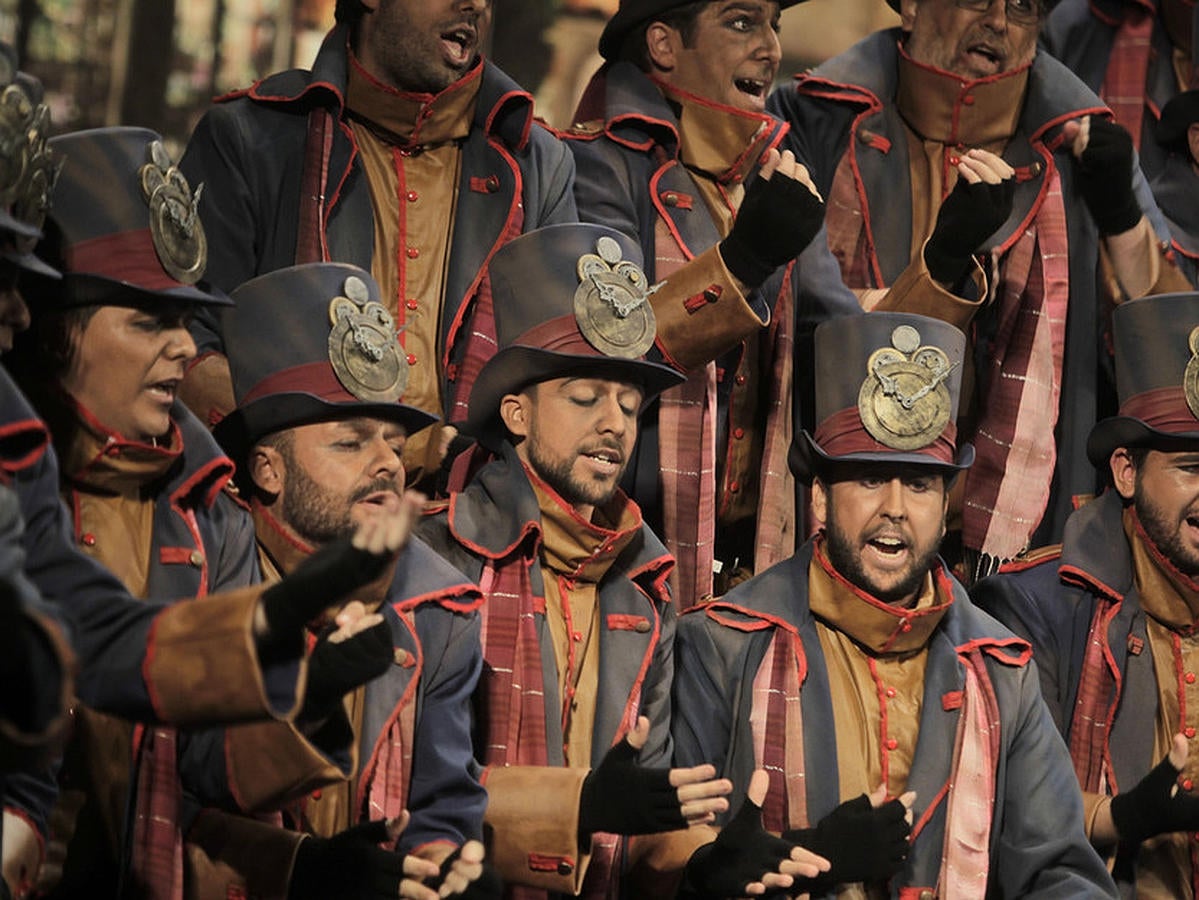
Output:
[461,346,685,449]
[1157,91,1199,149]
[3,247,59,280]
[214,393,440,464]
[22,270,231,308]
[1086,416,1199,468]
[789,429,975,482]
[599,0,806,59]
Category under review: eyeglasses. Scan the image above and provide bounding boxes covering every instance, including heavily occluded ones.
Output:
[953,0,1042,26]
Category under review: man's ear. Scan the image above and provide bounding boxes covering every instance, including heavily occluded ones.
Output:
[499,392,531,441]
[810,476,829,527]
[249,444,285,499]
[645,21,680,73]
[1109,447,1137,500]
[898,0,918,33]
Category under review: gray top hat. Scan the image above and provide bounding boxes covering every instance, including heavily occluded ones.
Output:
[463,222,684,449]
[28,127,227,307]
[216,262,437,460]
[599,0,807,60]
[1087,292,1199,466]
[791,311,974,478]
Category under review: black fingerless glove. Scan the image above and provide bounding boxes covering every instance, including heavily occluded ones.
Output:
[783,794,909,889]
[437,846,504,900]
[924,175,1015,285]
[578,738,686,837]
[1073,117,1142,235]
[258,537,393,661]
[288,821,404,900]
[1110,751,1199,845]
[682,793,796,899]
[719,169,825,288]
[300,619,395,720]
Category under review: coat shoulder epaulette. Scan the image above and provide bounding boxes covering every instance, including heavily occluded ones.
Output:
[998,544,1063,574]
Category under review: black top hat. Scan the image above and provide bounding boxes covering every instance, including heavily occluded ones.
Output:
[599,0,807,60]
[463,223,684,449]
[25,127,228,308]
[1087,292,1199,466]
[215,263,438,460]
[1157,89,1199,152]
[0,44,59,279]
[791,312,974,479]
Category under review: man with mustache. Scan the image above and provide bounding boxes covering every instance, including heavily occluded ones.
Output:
[418,222,830,899]
[974,292,1199,896]
[769,0,1191,581]
[186,262,497,900]
[672,311,1118,897]
[179,0,575,493]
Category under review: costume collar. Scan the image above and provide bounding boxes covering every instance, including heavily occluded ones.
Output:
[1126,504,1199,631]
[345,45,482,150]
[526,462,641,584]
[54,391,182,496]
[895,42,1027,147]
[655,78,780,185]
[808,536,953,655]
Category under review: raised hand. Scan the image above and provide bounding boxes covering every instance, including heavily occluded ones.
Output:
[1110,733,1199,844]
[1062,115,1142,236]
[924,148,1015,285]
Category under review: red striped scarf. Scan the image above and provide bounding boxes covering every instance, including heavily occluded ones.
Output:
[753,628,809,832]
[129,725,183,900]
[1067,602,1121,794]
[1099,0,1157,151]
[361,608,420,826]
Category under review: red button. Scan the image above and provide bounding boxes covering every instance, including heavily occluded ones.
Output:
[885,687,897,698]
[1184,779,1194,791]
[407,190,419,202]
[572,631,582,642]
[733,428,745,440]
[1186,727,1196,738]
[886,739,899,751]
[1188,673,1196,684]
[962,95,975,105]
[406,247,420,259]
[81,533,96,547]
[311,789,322,800]
[406,353,418,365]
[735,374,747,386]
[948,155,960,166]
[405,299,419,310]
[729,481,740,493]
[900,623,912,633]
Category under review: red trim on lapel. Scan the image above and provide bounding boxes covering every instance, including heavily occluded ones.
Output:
[612,593,661,747]
[606,613,649,632]
[446,492,542,561]
[171,456,236,511]
[0,418,50,475]
[650,162,698,263]
[393,582,484,615]
[484,90,535,151]
[702,600,799,636]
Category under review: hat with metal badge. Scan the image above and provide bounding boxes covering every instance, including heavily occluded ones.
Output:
[599,0,807,61]
[0,43,60,279]
[215,262,437,461]
[463,222,685,450]
[23,126,228,308]
[791,312,974,479]
[1087,292,1199,466]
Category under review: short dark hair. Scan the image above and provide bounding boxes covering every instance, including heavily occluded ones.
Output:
[11,302,99,387]
[616,1,710,71]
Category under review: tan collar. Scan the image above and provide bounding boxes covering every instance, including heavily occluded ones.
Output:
[1126,505,1199,631]
[525,464,641,584]
[345,46,482,149]
[655,79,778,186]
[808,537,952,655]
[896,44,1028,147]
[56,393,181,496]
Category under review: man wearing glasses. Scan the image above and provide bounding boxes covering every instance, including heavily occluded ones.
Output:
[769,0,1190,580]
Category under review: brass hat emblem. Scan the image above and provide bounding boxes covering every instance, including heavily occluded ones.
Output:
[1185,326,1199,421]
[574,235,658,359]
[858,324,956,451]
[0,79,59,250]
[328,275,409,403]
[139,140,206,285]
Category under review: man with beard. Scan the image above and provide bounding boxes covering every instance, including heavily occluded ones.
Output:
[973,291,1199,896]
[179,0,576,494]
[769,0,1192,581]
[189,262,496,900]
[417,222,831,899]
[672,310,1117,897]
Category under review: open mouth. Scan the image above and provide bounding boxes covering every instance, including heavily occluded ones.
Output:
[964,43,1003,73]
[865,533,910,565]
[146,379,179,404]
[440,25,476,67]
[581,447,624,475]
[735,77,768,99]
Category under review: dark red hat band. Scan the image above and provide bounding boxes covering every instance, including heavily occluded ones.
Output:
[66,228,184,292]
[1120,386,1199,434]
[814,406,959,463]
[242,361,358,407]
[514,313,606,358]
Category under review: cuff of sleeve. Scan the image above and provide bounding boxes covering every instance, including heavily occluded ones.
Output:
[1082,790,1111,844]
[482,765,591,893]
[185,809,305,900]
[651,246,766,372]
[0,611,71,771]
[145,585,304,725]
[179,352,236,428]
[871,247,986,332]
[624,826,715,897]
[225,714,355,813]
